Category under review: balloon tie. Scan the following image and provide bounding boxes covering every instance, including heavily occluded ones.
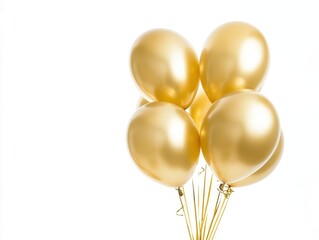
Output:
[218,183,233,199]
[177,169,234,240]
[177,187,184,197]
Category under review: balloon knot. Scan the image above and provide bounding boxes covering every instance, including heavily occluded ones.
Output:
[176,187,184,197]
[218,183,233,198]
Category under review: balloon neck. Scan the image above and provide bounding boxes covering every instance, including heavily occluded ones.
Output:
[176,187,184,197]
[218,183,233,198]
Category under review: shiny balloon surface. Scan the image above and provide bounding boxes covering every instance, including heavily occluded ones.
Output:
[131,29,199,109]
[200,90,280,184]
[231,132,284,187]
[200,22,269,102]
[128,102,200,187]
[189,90,213,130]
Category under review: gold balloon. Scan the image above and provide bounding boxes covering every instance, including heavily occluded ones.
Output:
[200,22,269,102]
[137,97,149,108]
[131,29,199,109]
[200,90,280,184]
[231,132,284,187]
[127,102,200,187]
[189,89,213,130]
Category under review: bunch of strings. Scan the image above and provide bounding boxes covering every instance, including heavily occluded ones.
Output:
[176,166,233,240]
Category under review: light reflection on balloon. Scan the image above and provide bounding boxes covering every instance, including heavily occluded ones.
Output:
[168,117,187,149]
[239,38,264,73]
[247,103,274,136]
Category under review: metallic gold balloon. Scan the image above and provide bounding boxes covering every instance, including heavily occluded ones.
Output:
[231,132,284,187]
[127,102,200,187]
[189,89,213,130]
[200,90,280,184]
[131,29,199,109]
[137,97,149,108]
[200,22,269,102]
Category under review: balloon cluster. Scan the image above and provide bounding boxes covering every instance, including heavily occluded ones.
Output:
[128,22,283,189]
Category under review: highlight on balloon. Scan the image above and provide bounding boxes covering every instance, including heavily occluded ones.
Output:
[127,22,284,240]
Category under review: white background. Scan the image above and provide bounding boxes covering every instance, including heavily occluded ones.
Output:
[1,0,319,239]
